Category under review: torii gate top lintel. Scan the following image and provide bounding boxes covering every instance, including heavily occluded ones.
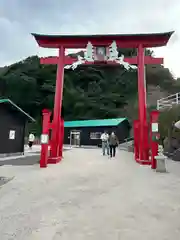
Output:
[32,31,174,49]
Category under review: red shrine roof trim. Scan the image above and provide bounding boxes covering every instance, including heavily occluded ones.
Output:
[32,31,174,48]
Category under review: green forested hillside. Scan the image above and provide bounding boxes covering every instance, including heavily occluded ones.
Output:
[0,48,179,134]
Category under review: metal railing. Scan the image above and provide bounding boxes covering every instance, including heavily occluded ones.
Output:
[164,146,180,160]
[124,136,134,143]
[119,137,134,150]
[157,92,180,110]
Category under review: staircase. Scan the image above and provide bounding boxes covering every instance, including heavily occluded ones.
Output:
[157,92,180,110]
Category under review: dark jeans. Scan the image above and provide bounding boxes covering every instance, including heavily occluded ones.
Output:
[109,145,116,157]
[28,141,33,148]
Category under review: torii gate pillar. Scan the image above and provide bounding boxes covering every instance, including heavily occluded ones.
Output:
[50,47,65,159]
[138,44,149,161]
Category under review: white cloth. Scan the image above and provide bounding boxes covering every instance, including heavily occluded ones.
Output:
[29,134,35,142]
[100,133,109,142]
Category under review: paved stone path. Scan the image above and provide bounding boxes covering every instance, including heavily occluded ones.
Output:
[1,148,180,239]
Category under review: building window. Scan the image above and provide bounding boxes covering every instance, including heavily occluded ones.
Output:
[90,132,101,139]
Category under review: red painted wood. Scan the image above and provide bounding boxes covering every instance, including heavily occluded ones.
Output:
[40,109,51,168]
[133,120,140,161]
[50,47,65,159]
[40,56,163,65]
[40,57,59,65]
[48,156,62,164]
[58,118,64,158]
[32,31,173,49]
[33,31,173,168]
[138,44,149,161]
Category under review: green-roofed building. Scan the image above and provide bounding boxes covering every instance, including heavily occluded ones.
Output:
[64,118,131,147]
[0,99,35,155]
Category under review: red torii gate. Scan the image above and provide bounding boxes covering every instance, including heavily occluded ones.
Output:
[40,55,163,65]
[32,32,173,167]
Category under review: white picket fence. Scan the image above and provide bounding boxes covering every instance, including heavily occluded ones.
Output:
[157,92,180,110]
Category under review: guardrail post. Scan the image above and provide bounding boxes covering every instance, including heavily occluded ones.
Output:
[176,93,179,105]
[157,100,160,110]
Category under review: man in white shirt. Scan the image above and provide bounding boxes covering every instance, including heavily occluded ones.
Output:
[28,133,35,149]
[100,131,109,156]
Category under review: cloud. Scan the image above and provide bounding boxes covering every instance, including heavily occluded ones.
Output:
[0,0,180,77]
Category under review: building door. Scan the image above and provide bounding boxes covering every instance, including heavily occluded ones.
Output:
[70,131,81,147]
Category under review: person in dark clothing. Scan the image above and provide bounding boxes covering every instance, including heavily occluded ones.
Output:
[108,132,119,158]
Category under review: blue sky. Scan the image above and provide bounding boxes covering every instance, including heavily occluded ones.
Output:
[0,0,180,77]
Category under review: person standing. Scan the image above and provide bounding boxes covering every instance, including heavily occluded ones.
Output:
[28,133,35,149]
[100,131,109,156]
[109,132,119,158]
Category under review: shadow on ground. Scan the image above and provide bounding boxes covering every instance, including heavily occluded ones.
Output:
[0,177,14,187]
[0,149,70,167]
[0,156,39,166]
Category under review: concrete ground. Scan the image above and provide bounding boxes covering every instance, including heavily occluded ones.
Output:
[0,148,180,240]
[0,145,71,161]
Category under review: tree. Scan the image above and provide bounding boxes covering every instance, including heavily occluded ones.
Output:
[0,49,176,134]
